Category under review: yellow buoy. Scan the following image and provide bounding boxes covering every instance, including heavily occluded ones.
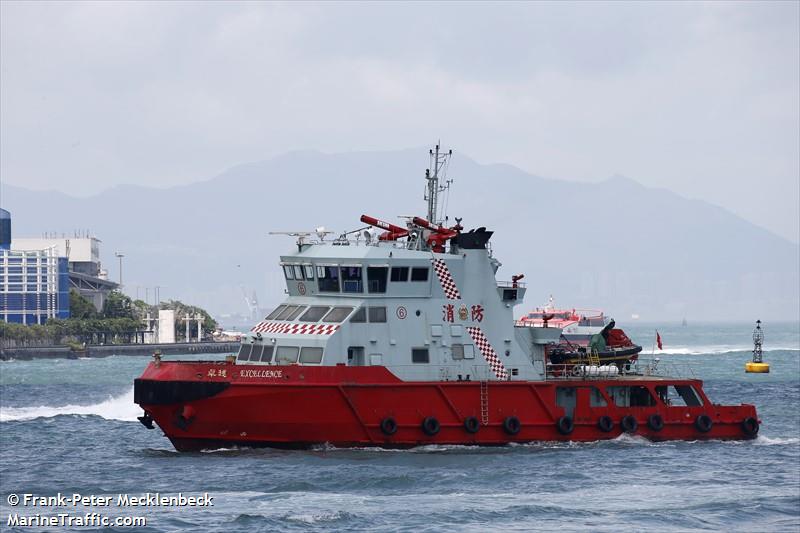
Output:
[745,361,770,373]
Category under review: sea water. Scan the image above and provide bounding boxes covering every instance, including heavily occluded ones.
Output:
[1,322,798,532]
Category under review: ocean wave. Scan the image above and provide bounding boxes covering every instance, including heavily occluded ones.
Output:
[0,386,139,422]
[651,346,799,355]
[753,435,800,446]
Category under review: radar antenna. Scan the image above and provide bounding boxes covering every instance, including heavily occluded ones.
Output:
[424,143,453,225]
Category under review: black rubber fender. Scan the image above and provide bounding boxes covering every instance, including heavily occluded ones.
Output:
[556,416,574,435]
[421,416,440,436]
[380,417,398,436]
[597,415,614,432]
[503,416,521,435]
[741,417,759,437]
[463,416,480,434]
[647,414,665,432]
[621,415,638,433]
[695,414,713,433]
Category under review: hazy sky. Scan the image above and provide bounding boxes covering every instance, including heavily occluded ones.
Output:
[1,1,798,242]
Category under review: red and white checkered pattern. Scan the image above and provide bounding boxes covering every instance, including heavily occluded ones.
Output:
[250,321,340,336]
[432,258,461,300]
[467,326,509,380]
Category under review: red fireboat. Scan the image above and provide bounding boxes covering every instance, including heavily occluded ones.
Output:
[134,146,760,450]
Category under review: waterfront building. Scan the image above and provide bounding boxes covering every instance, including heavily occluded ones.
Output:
[12,235,118,311]
[1,209,70,324]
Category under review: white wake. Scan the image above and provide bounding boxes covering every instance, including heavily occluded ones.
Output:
[0,387,140,422]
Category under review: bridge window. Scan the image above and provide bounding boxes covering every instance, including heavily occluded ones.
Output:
[299,306,331,322]
[317,266,340,292]
[350,307,366,323]
[293,265,304,280]
[390,266,409,282]
[367,266,388,293]
[303,265,315,280]
[410,267,429,282]
[236,344,252,361]
[299,347,324,364]
[260,345,274,363]
[323,306,354,323]
[368,306,387,323]
[276,305,305,321]
[282,265,295,280]
[341,266,363,293]
[275,346,299,364]
[412,348,429,364]
[265,305,287,320]
[250,344,264,362]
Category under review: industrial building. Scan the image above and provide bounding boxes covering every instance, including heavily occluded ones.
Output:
[0,209,70,324]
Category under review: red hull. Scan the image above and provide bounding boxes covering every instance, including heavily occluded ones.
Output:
[134,361,759,451]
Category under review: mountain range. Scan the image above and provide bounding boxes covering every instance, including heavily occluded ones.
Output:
[3,148,798,324]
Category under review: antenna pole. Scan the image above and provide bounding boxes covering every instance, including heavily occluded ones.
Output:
[425,143,453,224]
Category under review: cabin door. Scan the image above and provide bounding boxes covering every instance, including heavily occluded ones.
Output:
[348,346,365,366]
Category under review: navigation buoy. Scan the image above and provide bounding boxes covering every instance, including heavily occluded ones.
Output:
[745,320,769,373]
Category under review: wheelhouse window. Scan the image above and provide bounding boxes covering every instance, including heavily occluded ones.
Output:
[299,306,331,322]
[265,305,287,320]
[412,348,429,364]
[250,344,265,362]
[410,267,429,282]
[368,306,387,323]
[299,347,324,364]
[350,307,366,323]
[367,266,388,293]
[275,346,299,364]
[317,266,340,292]
[283,265,295,280]
[293,265,304,280]
[323,306,354,323]
[390,266,409,282]
[276,305,305,321]
[236,344,252,361]
[341,266,363,293]
[260,345,275,363]
[303,265,315,280]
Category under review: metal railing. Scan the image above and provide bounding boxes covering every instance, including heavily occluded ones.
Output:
[545,359,696,380]
[496,280,527,288]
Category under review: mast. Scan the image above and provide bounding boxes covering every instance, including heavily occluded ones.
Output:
[425,143,453,224]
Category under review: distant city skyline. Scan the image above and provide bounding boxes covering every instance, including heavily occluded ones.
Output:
[1,1,798,243]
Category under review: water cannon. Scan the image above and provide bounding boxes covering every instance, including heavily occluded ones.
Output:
[360,215,410,241]
[412,216,459,252]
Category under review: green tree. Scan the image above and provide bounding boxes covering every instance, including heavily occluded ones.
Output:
[69,289,97,319]
[101,290,136,319]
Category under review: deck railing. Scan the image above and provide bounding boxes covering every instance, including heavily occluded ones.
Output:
[545,359,696,380]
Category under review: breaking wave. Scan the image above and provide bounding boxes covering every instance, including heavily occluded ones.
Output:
[0,386,139,422]
[650,346,799,355]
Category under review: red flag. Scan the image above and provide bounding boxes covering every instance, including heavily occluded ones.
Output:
[656,331,663,350]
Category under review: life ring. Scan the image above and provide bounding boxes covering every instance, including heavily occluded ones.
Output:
[421,416,440,436]
[556,416,574,435]
[380,417,398,436]
[463,416,480,434]
[621,415,638,433]
[597,415,614,432]
[647,414,664,432]
[503,416,521,435]
[695,414,713,433]
[741,417,759,437]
